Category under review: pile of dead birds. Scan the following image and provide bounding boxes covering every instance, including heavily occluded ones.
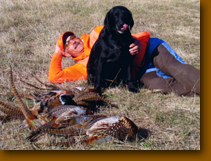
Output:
[0,68,142,148]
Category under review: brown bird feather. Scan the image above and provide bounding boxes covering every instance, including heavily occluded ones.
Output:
[0,101,25,120]
[10,67,37,129]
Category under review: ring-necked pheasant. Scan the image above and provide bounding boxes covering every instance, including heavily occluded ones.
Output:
[28,115,138,146]
[83,116,138,145]
[8,72,118,111]
[27,114,107,142]
[36,87,118,111]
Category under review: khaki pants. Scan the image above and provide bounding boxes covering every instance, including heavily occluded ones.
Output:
[140,44,200,96]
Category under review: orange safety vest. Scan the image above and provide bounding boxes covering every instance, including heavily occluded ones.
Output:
[48,26,150,83]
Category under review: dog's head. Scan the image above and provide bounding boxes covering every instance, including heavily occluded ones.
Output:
[104,6,134,34]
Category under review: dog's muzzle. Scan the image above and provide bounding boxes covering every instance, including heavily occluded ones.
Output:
[116,23,129,34]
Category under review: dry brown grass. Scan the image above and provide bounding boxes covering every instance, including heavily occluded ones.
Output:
[0,0,200,150]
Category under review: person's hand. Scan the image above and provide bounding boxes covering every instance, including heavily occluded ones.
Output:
[55,44,72,57]
[55,44,64,55]
[129,38,141,55]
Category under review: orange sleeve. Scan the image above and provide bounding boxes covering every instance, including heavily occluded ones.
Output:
[131,31,150,79]
[89,26,104,48]
[132,31,150,67]
[48,53,87,83]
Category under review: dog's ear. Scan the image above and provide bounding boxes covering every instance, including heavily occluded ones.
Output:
[129,11,134,30]
[104,9,112,29]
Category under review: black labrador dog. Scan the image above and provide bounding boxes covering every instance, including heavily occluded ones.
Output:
[87,6,138,93]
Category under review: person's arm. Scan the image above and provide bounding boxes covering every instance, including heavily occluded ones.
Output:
[48,52,87,83]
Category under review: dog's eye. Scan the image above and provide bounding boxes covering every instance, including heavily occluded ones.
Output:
[122,11,126,16]
[114,12,119,17]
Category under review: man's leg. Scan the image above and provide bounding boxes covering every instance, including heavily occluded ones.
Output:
[140,71,197,96]
[140,44,200,96]
[152,44,200,95]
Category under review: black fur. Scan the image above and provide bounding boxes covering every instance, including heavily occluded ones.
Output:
[87,6,138,93]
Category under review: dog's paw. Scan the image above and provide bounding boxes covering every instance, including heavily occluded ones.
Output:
[128,82,139,93]
[94,85,102,94]
[129,87,139,93]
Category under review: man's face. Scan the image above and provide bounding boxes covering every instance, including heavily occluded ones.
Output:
[64,36,84,58]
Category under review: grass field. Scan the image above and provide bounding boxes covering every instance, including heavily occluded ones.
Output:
[0,0,200,150]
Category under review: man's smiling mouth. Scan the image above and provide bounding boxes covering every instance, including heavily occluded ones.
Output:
[74,42,80,49]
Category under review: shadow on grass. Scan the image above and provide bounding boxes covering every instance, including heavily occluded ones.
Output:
[137,127,150,140]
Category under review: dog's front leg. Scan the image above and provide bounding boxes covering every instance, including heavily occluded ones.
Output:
[127,60,138,93]
[94,60,103,93]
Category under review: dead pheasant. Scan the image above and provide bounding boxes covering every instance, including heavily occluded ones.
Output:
[84,116,138,145]
[13,73,118,111]
[36,87,118,111]
[25,73,117,109]
[28,113,106,142]
[48,104,93,118]
[10,86,118,111]
[28,115,138,146]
